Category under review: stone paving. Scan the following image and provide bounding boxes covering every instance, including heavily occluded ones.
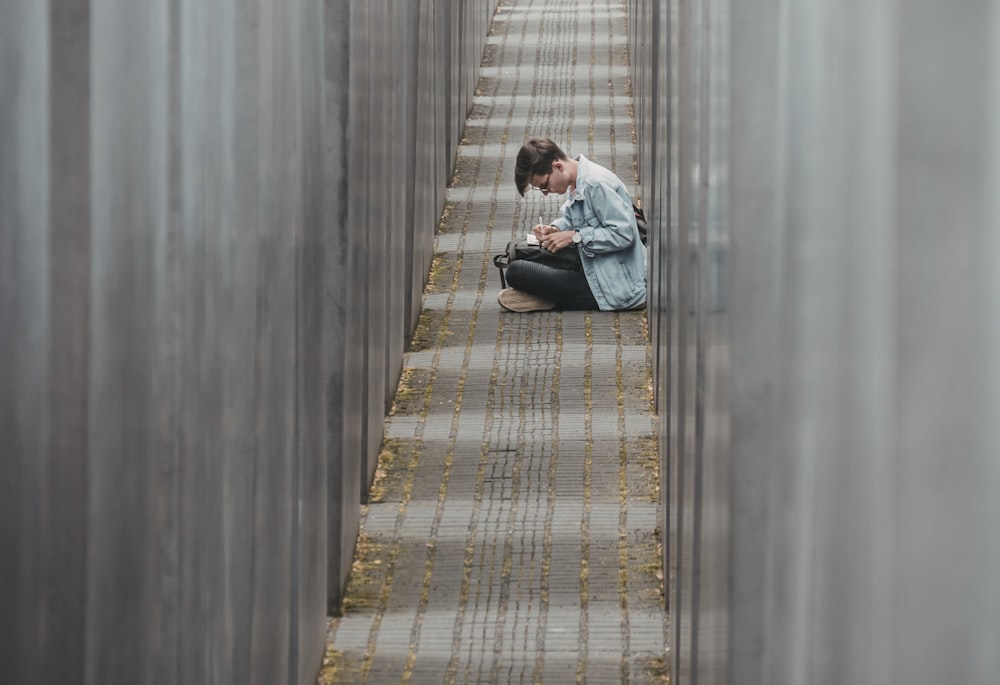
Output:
[320,1,667,682]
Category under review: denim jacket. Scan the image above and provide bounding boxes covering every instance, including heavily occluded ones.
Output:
[551,155,647,311]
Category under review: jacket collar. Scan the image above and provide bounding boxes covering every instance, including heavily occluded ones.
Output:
[570,154,591,200]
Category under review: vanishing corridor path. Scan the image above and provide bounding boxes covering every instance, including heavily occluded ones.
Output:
[321,1,667,682]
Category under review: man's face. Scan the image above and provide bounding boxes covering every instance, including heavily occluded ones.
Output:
[529,162,568,196]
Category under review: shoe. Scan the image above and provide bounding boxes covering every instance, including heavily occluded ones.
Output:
[497,288,556,313]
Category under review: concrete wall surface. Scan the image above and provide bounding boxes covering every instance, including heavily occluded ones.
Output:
[0,1,495,683]
[630,0,1000,683]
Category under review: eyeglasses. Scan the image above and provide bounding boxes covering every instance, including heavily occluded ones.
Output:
[530,171,552,194]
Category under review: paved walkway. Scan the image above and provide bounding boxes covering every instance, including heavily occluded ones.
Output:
[320,1,667,682]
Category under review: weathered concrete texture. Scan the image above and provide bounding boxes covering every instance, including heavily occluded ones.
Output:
[0,1,494,683]
[321,1,668,683]
[330,0,499,611]
[630,0,1000,683]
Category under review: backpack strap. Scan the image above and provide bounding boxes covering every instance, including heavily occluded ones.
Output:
[492,252,510,289]
[633,204,648,245]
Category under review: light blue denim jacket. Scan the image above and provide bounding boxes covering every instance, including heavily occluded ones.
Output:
[551,155,647,311]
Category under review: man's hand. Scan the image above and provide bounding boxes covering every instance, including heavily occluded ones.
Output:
[532,223,558,239]
[533,225,574,252]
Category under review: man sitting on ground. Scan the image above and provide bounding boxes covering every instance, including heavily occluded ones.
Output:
[499,137,647,312]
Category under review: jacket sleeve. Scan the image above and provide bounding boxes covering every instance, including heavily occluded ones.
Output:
[551,201,573,232]
[576,182,636,254]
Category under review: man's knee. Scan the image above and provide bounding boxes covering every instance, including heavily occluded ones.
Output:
[505,260,528,288]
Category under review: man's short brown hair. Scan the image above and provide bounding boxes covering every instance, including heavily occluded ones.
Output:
[514,138,570,196]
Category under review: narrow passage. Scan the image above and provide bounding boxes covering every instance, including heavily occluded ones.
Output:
[322,1,667,682]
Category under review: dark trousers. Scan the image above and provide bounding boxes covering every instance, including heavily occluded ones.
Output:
[505,260,600,310]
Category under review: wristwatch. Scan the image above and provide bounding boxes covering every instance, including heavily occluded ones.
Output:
[571,231,582,244]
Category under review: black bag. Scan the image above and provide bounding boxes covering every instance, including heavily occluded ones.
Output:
[634,204,648,245]
[492,204,649,289]
[492,238,582,289]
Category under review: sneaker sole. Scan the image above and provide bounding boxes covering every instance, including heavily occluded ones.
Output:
[498,289,556,313]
